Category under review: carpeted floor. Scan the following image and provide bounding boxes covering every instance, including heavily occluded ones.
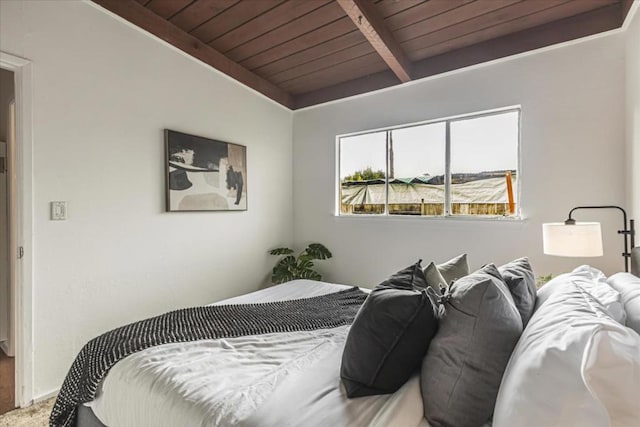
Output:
[0,397,55,427]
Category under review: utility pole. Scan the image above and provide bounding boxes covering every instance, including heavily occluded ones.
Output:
[388,131,394,179]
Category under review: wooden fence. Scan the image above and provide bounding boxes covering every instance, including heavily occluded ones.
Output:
[341,202,513,216]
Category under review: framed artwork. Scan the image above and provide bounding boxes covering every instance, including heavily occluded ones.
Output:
[165,129,247,211]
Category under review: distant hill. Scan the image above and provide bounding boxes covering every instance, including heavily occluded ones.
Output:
[341,170,516,186]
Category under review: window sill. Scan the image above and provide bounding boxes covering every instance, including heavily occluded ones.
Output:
[333,213,525,222]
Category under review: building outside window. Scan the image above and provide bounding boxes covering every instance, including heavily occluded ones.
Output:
[338,108,520,218]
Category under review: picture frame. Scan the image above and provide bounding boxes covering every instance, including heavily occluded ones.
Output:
[165,129,247,212]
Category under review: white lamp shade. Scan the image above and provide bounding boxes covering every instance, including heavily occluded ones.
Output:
[542,222,603,257]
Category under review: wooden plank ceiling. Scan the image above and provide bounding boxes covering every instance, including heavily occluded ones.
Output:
[93,0,633,109]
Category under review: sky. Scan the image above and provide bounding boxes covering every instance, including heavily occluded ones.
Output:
[339,111,519,179]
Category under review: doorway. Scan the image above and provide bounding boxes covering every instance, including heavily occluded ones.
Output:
[0,67,15,415]
[0,51,33,410]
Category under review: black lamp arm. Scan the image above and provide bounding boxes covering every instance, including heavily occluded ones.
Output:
[565,205,636,272]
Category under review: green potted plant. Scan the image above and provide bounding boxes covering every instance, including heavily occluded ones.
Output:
[537,273,553,289]
[269,243,332,284]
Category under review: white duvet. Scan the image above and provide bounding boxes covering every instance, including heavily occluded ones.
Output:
[87,281,429,427]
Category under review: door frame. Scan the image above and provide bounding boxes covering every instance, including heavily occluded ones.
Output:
[0,51,34,407]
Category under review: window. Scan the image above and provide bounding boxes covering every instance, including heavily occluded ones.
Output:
[338,108,520,218]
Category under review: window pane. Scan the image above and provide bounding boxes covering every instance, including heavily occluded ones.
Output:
[339,131,387,215]
[388,123,446,216]
[450,111,519,216]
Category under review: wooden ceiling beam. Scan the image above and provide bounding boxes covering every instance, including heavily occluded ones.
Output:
[91,0,294,108]
[336,0,413,83]
[294,3,622,109]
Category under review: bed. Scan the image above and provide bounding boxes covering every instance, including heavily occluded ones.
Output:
[52,254,640,427]
[76,280,427,427]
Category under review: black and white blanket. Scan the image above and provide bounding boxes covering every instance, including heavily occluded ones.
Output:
[50,287,367,427]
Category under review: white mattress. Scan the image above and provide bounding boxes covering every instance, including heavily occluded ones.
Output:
[87,280,429,427]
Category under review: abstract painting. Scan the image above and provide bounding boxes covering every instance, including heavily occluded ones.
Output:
[165,129,247,211]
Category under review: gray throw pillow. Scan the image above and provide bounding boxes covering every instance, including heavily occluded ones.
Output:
[423,262,447,293]
[421,264,523,427]
[341,261,440,398]
[437,253,469,284]
[423,254,469,292]
[498,257,537,327]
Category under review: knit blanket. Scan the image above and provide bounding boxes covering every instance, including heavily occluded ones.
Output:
[50,287,367,427]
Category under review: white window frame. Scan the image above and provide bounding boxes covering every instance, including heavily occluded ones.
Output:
[335,106,522,220]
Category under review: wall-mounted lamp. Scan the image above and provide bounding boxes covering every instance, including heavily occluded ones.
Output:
[542,205,636,272]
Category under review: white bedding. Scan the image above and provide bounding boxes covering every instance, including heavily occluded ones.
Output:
[87,280,429,427]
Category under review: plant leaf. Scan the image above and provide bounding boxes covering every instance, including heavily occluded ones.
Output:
[269,243,330,284]
[299,253,312,262]
[272,256,297,284]
[297,269,322,281]
[276,255,296,269]
[305,243,332,260]
[299,259,314,270]
[269,247,294,256]
[272,270,295,284]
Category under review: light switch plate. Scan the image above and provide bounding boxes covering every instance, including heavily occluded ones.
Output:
[51,201,68,220]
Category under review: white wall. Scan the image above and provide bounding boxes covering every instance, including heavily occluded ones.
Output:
[293,34,627,287]
[626,5,640,219]
[0,0,293,398]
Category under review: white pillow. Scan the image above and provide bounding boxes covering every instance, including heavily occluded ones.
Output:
[607,272,640,335]
[493,283,640,427]
[536,265,626,324]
